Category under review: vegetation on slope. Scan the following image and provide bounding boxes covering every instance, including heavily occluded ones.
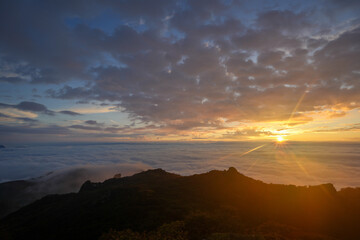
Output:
[0,167,359,240]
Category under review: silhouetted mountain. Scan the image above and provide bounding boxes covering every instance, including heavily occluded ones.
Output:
[0,168,138,218]
[0,168,359,240]
[0,168,99,218]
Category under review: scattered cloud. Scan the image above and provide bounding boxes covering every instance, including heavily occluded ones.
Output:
[222,127,275,139]
[85,120,98,125]
[313,123,360,133]
[58,110,82,116]
[0,124,70,135]
[0,101,54,115]
[0,112,38,123]
[0,101,81,117]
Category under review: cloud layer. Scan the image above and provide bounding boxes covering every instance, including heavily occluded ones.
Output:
[0,0,359,141]
[1,142,360,189]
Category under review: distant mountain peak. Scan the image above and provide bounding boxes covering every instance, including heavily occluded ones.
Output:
[79,180,100,192]
[227,167,239,174]
[132,168,181,178]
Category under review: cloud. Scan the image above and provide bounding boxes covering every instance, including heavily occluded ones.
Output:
[46,86,97,100]
[69,124,102,131]
[58,110,82,116]
[0,124,70,135]
[0,0,359,140]
[16,101,52,114]
[313,123,360,133]
[0,101,54,115]
[0,101,82,117]
[0,108,38,119]
[85,120,99,125]
[28,163,151,194]
[222,127,275,139]
[0,76,27,83]
[0,122,158,143]
[0,112,38,123]
[256,10,313,35]
[69,123,129,133]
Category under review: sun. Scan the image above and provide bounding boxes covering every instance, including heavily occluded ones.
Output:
[277,136,284,142]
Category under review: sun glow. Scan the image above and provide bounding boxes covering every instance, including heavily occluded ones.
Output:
[277,136,285,142]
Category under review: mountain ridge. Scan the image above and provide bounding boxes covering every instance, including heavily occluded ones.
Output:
[1,167,359,240]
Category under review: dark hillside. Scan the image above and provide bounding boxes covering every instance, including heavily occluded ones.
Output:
[0,168,359,240]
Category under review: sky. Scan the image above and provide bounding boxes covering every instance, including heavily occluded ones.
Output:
[0,0,359,143]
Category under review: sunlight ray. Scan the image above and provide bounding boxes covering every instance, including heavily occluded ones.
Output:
[286,89,308,125]
[239,144,267,174]
[238,144,266,158]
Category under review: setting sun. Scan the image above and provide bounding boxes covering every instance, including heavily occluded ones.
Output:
[277,136,285,142]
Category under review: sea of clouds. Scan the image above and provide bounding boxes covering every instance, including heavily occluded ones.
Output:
[1,142,360,192]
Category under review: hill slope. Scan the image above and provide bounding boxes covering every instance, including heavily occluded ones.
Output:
[0,167,359,240]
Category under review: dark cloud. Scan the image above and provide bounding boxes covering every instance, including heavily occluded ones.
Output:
[328,0,360,12]
[0,76,26,83]
[69,124,127,133]
[76,100,90,104]
[0,112,9,117]
[85,120,98,125]
[0,121,157,143]
[58,110,82,116]
[16,101,52,114]
[256,10,313,35]
[0,101,82,117]
[69,125,102,131]
[46,86,100,100]
[104,0,178,19]
[0,101,54,115]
